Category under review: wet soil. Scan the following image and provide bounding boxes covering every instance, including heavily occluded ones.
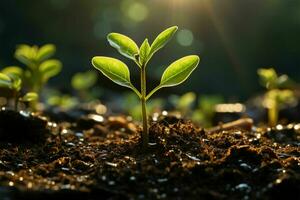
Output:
[0,111,299,200]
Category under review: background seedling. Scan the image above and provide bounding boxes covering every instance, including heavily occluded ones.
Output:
[169,92,196,117]
[92,26,200,149]
[192,95,224,127]
[0,66,38,111]
[258,68,296,126]
[71,70,98,101]
[14,44,62,95]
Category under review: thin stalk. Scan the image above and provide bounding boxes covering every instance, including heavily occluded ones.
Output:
[14,92,19,111]
[268,100,278,127]
[140,65,148,149]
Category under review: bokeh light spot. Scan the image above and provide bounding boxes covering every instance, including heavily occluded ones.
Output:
[176,29,194,46]
[124,1,149,22]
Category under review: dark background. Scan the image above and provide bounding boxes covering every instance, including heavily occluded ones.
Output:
[1,0,300,101]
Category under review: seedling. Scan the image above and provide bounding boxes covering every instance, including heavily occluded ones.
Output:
[0,66,38,111]
[92,26,200,149]
[71,70,98,101]
[14,44,62,94]
[258,68,296,126]
[192,95,224,127]
[169,92,196,116]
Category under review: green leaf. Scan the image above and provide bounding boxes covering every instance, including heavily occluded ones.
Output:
[71,70,97,90]
[139,39,151,66]
[15,45,35,66]
[11,76,22,92]
[257,68,278,89]
[21,92,38,102]
[150,26,178,56]
[2,66,23,78]
[39,59,62,82]
[107,33,139,60]
[92,56,141,97]
[146,55,199,100]
[0,73,12,88]
[36,44,56,62]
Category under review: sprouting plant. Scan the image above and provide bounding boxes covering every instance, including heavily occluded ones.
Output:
[123,92,165,121]
[71,70,98,101]
[14,44,62,94]
[92,26,200,149]
[0,66,38,111]
[192,95,224,127]
[258,68,296,126]
[169,92,196,116]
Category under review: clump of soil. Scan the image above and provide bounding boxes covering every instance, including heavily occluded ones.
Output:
[0,109,48,143]
[0,113,299,200]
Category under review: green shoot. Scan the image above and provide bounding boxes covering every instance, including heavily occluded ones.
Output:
[0,67,38,111]
[258,68,296,126]
[92,26,200,149]
[14,44,62,94]
[71,70,97,101]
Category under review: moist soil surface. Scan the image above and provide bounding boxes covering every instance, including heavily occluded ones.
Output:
[0,110,299,200]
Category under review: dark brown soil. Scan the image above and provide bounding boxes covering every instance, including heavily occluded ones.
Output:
[0,111,299,200]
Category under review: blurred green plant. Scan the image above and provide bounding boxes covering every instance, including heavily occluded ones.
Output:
[192,95,224,127]
[45,88,78,110]
[92,26,200,149]
[0,66,38,111]
[14,44,62,94]
[258,68,296,126]
[169,92,196,116]
[123,92,165,120]
[71,70,98,101]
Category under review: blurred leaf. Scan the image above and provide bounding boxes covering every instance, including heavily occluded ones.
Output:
[176,92,196,111]
[0,73,12,88]
[36,44,56,62]
[257,68,278,89]
[71,70,97,90]
[15,44,37,67]
[92,56,141,97]
[139,38,151,65]
[21,92,38,102]
[39,59,62,82]
[150,26,178,56]
[11,76,22,92]
[2,66,23,78]
[107,33,139,60]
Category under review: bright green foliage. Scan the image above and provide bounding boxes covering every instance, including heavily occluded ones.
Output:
[169,92,196,116]
[0,68,38,111]
[72,70,97,90]
[192,95,224,127]
[258,68,296,126]
[14,44,62,93]
[92,26,200,149]
[107,33,139,60]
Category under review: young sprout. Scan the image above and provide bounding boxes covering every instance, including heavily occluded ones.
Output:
[0,67,38,111]
[169,92,196,116]
[92,26,200,149]
[71,70,97,101]
[14,44,62,94]
[258,68,296,126]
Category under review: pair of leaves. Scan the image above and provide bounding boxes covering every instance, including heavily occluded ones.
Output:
[39,59,62,83]
[92,55,199,99]
[107,26,178,65]
[15,44,56,67]
[0,69,22,92]
[257,68,294,90]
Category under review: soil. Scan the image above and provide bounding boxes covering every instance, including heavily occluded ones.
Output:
[0,110,299,200]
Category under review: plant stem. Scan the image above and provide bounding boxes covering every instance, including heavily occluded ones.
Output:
[14,92,19,112]
[140,66,148,149]
[268,100,278,127]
